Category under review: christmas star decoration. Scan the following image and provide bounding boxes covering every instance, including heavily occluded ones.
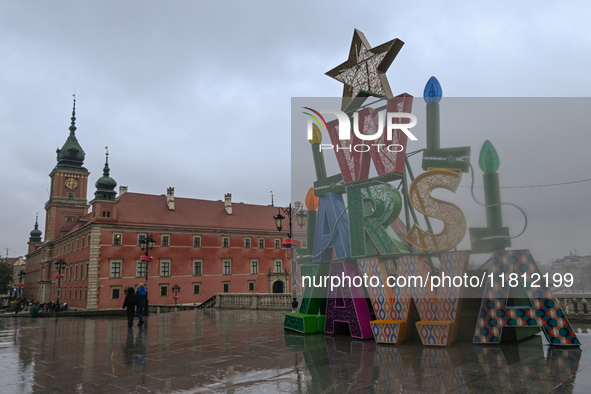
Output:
[326,29,404,110]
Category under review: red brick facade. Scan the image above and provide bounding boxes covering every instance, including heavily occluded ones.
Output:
[24,121,298,309]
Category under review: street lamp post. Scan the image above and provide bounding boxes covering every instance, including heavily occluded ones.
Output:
[139,235,155,315]
[172,284,181,305]
[17,270,26,302]
[273,201,307,310]
[54,259,67,311]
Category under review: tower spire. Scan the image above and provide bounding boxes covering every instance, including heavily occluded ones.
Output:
[29,212,42,243]
[56,95,86,169]
[69,94,76,135]
[95,148,117,199]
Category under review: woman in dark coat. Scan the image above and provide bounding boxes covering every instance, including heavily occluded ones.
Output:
[122,287,137,327]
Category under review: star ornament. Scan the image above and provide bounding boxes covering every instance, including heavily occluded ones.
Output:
[326,29,404,110]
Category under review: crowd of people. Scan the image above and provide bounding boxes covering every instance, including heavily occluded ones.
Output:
[5,299,68,314]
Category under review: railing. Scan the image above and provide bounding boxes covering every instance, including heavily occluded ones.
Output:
[215,293,292,310]
[555,295,591,316]
[196,295,216,309]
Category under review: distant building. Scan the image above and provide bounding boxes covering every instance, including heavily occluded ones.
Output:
[550,253,591,293]
[24,102,296,309]
[0,257,24,298]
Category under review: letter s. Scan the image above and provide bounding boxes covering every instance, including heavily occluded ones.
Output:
[406,170,466,252]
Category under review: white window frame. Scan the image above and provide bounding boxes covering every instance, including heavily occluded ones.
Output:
[111,286,122,300]
[110,260,122,278]
[160,260,171,277]
[193,259,203,276]
[193,235,201,247]
[160,284,169,297]
[250,259,258,274]
[222,259,231,275]
[113,233,122,246]
[136,259,146,278]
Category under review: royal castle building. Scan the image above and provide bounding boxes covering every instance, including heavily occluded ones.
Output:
[24,102,294,309]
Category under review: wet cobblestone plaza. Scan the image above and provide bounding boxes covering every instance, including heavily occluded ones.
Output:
[1,310,591,393]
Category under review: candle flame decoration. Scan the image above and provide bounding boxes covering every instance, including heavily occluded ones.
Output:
[478,140,500,174]
[423,76,442,104]
[305,187,319,211]
[308,123,322,144]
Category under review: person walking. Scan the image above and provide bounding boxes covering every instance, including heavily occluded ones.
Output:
[122,287,137,328]
[136,283,147,327]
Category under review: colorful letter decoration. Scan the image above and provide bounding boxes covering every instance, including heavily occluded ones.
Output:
[357,258,414,344]
[368,94,413,179]
[327,94,413,184]
[284,264,328,333]
[473,250,579,345]
[413,252,468,346]
[406,170,466,252]
[358,252,467,346]
[324,261,373,339]
[347,181,409,257]
[327,117,367,183]
[313,193,351,261]
[299,263,328,318]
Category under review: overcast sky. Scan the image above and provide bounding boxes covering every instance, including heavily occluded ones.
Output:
[2,1,591,262]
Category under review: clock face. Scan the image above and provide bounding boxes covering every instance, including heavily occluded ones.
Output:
[65,177,78,190]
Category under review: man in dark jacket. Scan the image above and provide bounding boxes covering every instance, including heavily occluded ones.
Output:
[136,283,147,327]
[122,287,137,327]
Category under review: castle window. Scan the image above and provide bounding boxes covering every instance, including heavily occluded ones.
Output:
[160,260,170,277]
[68,192,74,199]
[244,237,251,248]
[193,236,201,247]
[65,216,74,222]
[113,233,122,246]
[161,235,170,247]
[137,260,146,277]
[193,259,202,276]
[111,287,121,300]
[222,237,229,248]
[223,260,231,275]
[160,285,168,297]
[110,261,122,278]
[138,234,147,246]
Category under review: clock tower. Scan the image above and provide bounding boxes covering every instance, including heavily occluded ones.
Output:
[45,98,90,241]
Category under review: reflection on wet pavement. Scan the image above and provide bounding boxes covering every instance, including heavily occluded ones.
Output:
[0,310,591,393]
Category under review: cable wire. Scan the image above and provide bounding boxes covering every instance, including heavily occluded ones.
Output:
[469,162,527,241]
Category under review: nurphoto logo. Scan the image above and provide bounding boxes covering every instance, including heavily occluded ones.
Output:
[303,106,418,153]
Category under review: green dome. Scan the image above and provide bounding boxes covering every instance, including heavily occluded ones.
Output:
[94,154,117,199]
[29,217,42,243]
[56,101,86,169]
